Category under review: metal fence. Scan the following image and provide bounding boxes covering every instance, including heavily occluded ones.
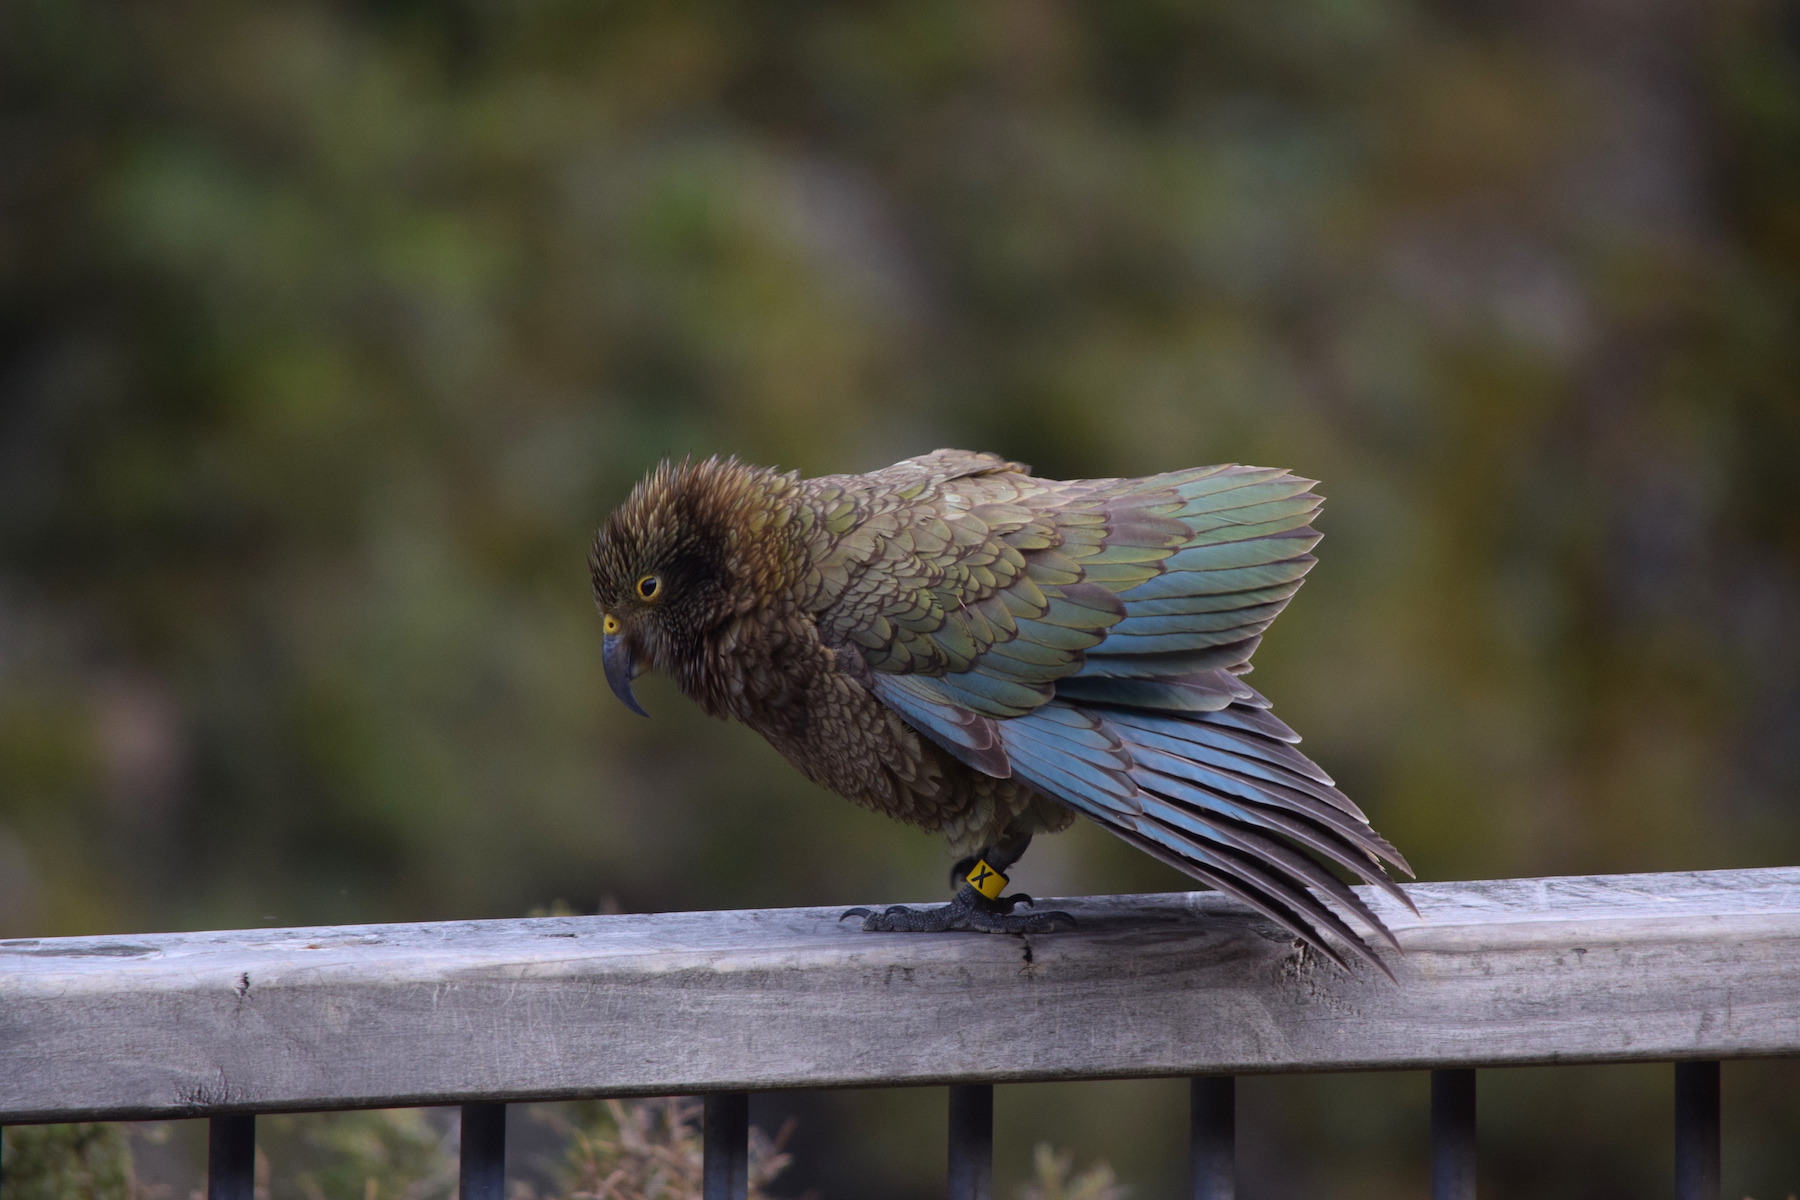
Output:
[4,866,1797,1200]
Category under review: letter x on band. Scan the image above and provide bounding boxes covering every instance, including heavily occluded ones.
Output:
[966,859,1008,900]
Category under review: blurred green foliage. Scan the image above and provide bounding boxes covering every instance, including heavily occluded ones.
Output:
[3,0,1799,1196]
[0,1125,132,1200]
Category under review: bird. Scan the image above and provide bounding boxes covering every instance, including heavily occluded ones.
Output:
[590,449,1413,971]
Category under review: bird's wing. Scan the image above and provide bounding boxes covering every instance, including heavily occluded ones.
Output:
[827,455,1411,970]
[808,452,1151,715]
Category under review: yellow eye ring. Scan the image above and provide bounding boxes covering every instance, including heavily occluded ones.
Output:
[602,614,620,634]
[635,575,661,601]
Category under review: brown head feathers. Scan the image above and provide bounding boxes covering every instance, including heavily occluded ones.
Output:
[590,456,805,704]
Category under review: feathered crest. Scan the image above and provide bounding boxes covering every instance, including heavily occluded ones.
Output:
[589,455,792,606]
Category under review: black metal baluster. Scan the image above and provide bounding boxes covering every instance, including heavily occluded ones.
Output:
[703,1093,749,1200]
[1675,1061,1721,1200]
[460,1105,507,1200]
[948,1084,993,1200]
[1431,1069,1476,1200]
[208,1115,256,1200]
[1191,1076,1235,1200]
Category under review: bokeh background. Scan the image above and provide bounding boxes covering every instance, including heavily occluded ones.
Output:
[4,0,1799,1196]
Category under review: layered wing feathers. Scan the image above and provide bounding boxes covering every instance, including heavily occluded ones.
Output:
[813,450,1410,969]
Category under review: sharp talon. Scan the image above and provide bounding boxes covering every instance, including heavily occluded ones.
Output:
[882,905,911,916]
[1007,892,1036,909]
[840,908,873,922]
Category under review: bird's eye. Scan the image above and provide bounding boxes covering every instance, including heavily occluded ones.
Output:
[602,614,620,634]
[635,575,661,601]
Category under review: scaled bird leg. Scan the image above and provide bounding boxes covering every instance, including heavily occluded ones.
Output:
[841,834,1077,934]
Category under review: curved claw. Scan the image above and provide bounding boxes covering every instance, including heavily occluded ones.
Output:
[839,907,875,922]
[999,892,1036,912]
[1032,909,1079,932]
[857,905,932,933]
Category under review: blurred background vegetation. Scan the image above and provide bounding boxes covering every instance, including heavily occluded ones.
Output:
[3,0,1798,1196]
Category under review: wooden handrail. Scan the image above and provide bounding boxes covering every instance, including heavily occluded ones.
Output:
[2,866,1797,1124]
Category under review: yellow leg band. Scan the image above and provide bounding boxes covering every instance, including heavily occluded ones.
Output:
[965,859,1009,900]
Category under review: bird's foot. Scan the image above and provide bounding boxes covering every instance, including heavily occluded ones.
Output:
[841,885,1077,934]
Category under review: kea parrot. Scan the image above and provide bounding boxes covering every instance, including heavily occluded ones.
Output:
[590,449,1412,970]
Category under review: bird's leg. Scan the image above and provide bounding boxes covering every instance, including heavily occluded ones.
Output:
[841,833,1077,934]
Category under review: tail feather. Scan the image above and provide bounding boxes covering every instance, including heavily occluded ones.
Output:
[997,694,1412,970]
[1114,818,1391,977]
[1110,716,1356,815]
[1112,708,1334,783]
[1053,673,1253,712]
[1136,793,1402,951]
[1079,637,1264,677]
[1127,742,1383,846]
[1133,761,1412,906]
[1198,698,1300,740]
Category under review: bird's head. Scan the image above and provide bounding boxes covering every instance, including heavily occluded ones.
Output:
[589,456,796,716]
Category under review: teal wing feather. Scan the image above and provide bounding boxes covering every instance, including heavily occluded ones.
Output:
[824,453,1411,969]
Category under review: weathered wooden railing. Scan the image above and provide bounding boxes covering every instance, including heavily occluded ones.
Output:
[4,866,1798,1200]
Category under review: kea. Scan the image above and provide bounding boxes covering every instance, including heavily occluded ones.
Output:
[590,449,1413,969]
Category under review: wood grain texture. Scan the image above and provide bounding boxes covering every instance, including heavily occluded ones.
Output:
[3,867,1798,1123]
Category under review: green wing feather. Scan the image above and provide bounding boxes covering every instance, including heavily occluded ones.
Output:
[803,452,1316,716]
[806,451,1408,971]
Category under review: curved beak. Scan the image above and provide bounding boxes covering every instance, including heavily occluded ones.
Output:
[602,631,649,717]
